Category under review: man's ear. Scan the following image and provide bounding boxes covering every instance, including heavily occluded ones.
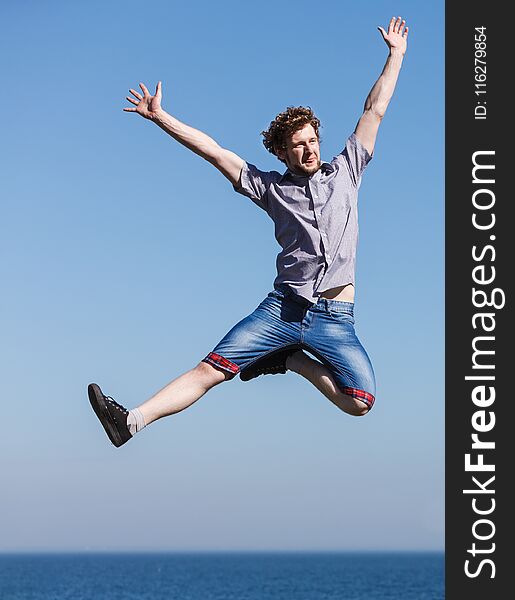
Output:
[276,145,286,161]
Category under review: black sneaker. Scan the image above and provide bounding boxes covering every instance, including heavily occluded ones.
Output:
[239,349,293,382]
[88,383,132,447]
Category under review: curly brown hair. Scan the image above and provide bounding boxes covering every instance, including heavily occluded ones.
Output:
[261,106,321,163]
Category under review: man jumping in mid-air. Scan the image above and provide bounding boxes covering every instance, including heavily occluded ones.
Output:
[89,17,409,447]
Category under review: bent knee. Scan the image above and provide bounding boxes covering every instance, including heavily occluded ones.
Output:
[332,388,374,416]
[195,360,232,385]
[339,386,375,416]
[346,398,371,417]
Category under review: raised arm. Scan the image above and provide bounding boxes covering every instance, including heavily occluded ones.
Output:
[124,81,244,186]
[354,16,409,155]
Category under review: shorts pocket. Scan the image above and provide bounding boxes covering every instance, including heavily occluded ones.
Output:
[328,309,355,324]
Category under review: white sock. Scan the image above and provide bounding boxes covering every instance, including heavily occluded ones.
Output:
[127,408,146,436]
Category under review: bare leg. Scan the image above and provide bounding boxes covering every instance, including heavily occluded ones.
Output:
[286,351,369,416]
[137,361,228,426]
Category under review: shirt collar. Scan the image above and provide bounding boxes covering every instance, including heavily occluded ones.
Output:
[279,161,334,183]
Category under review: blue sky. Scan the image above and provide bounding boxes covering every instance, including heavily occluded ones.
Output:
[0,0,444,551]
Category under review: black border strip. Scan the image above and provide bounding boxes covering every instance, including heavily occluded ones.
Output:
[445,2,511,597]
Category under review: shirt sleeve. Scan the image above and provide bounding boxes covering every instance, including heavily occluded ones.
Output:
[233,162,280,212]
[332,133,373,187]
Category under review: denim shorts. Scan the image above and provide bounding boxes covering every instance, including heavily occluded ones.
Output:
[202,288,376,409]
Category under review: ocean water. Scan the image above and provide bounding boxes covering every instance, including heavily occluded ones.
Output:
[0,552,444,600]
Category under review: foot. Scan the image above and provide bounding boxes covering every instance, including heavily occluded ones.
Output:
[88,383,132,447]
[239,349,292,382]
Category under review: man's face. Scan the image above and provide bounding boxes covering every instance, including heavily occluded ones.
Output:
[278,123,321,176]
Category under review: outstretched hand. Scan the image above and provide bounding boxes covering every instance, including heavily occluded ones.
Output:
[378,16,408,55]
[124,81,163,119]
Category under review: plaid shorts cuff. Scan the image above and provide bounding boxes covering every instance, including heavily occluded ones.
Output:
[342,387,375,409]
[202,352,240,376]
